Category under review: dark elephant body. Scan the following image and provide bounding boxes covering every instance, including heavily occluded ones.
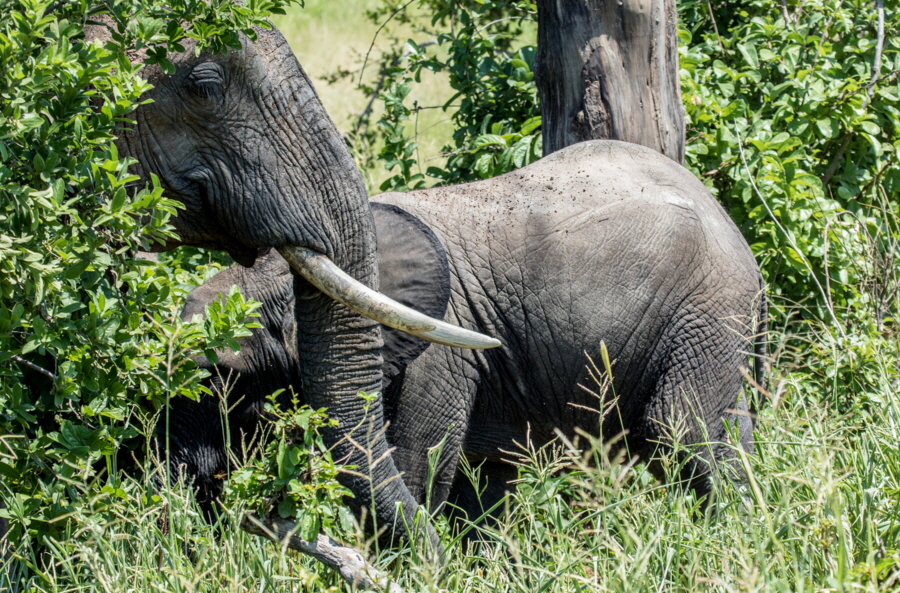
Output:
[166,140,765,525]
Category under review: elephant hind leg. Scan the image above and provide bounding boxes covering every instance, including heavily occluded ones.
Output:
[640,309,756,499]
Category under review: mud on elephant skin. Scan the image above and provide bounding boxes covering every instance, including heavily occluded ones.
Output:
[163,142,767,533]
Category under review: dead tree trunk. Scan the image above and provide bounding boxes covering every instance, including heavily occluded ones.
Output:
[534,0,685,162]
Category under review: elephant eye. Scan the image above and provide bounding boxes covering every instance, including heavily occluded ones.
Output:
[187,63,225,102]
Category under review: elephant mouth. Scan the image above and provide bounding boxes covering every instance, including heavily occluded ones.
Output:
[278,245,501,350]
[226,243,261,268]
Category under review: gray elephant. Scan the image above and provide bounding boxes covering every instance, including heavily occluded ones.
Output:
[96,19,766,551]
[163,202,454,523]
[165,145,767,541]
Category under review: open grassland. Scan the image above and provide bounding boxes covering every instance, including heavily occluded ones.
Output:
[4,322,900,592]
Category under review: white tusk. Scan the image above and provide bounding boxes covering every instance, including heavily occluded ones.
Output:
[279,246,501,350]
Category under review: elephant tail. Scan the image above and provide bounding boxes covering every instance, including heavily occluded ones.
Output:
[752,281,769,402]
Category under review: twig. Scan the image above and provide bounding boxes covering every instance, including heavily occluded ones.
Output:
[472,16,520,39]
[355,73,388,132]
[814,12,836,64]
[867,0,885,99]
[241,513,407,593]
[780,0,791,25]
[359,0,418,86]
[11,355,57,381]
[705,0,724,54]
[354,41,437,134]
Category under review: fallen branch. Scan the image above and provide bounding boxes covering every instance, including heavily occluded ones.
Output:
[241,513,406,593]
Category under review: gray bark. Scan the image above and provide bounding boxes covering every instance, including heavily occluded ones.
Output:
[534,0,686,162]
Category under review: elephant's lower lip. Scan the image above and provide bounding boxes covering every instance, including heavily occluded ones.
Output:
[227,244,259,267]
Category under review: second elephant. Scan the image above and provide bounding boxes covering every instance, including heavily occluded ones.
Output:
[162,141,767,529]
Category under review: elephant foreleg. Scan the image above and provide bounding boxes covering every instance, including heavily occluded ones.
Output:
[385,345,479,514]
[155,390,229,523]
[446,459,518,539]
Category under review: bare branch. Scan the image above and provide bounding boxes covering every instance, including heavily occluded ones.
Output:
[11,355,57,381]
[359,0,417,85]
[705,0,724,54]
[241,514,407,593]
[867,0,885,99]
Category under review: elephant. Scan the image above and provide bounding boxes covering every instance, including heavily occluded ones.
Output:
[164,142,768,543]
[162,202,455,522]
[87,19,766,552]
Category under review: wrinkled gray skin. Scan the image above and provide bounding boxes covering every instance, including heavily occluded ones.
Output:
[165,148,767,536]
[164,202,453,524]
[103,22,765,550]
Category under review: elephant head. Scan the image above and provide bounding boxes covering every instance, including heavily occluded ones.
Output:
[86,21,498,551]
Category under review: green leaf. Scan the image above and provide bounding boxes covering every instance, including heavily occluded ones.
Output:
[473,134,507,148]
[737,43,759,70]
[298,513,319,542]
[519,116,541,135]
[859,120,880,136]
[277,498,294,519]
[816,118,840,139]
[474,152,494,178]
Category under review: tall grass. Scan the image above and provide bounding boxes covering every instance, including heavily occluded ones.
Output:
[5,321,899,591]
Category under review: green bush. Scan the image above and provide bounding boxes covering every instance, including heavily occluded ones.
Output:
[0,0,297,557]
[680,0,900,326]
[351,0,542,191]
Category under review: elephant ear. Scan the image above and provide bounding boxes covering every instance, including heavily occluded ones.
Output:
[372,202,451,381]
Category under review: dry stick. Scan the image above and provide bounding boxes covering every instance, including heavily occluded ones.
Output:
[359,0,418,86]
[241,514,407,593]
[705,0,724,54]
[823,0,885,185]
[11,355,57,381]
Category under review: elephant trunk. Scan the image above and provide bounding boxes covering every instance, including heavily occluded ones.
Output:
[291,275,443,557]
